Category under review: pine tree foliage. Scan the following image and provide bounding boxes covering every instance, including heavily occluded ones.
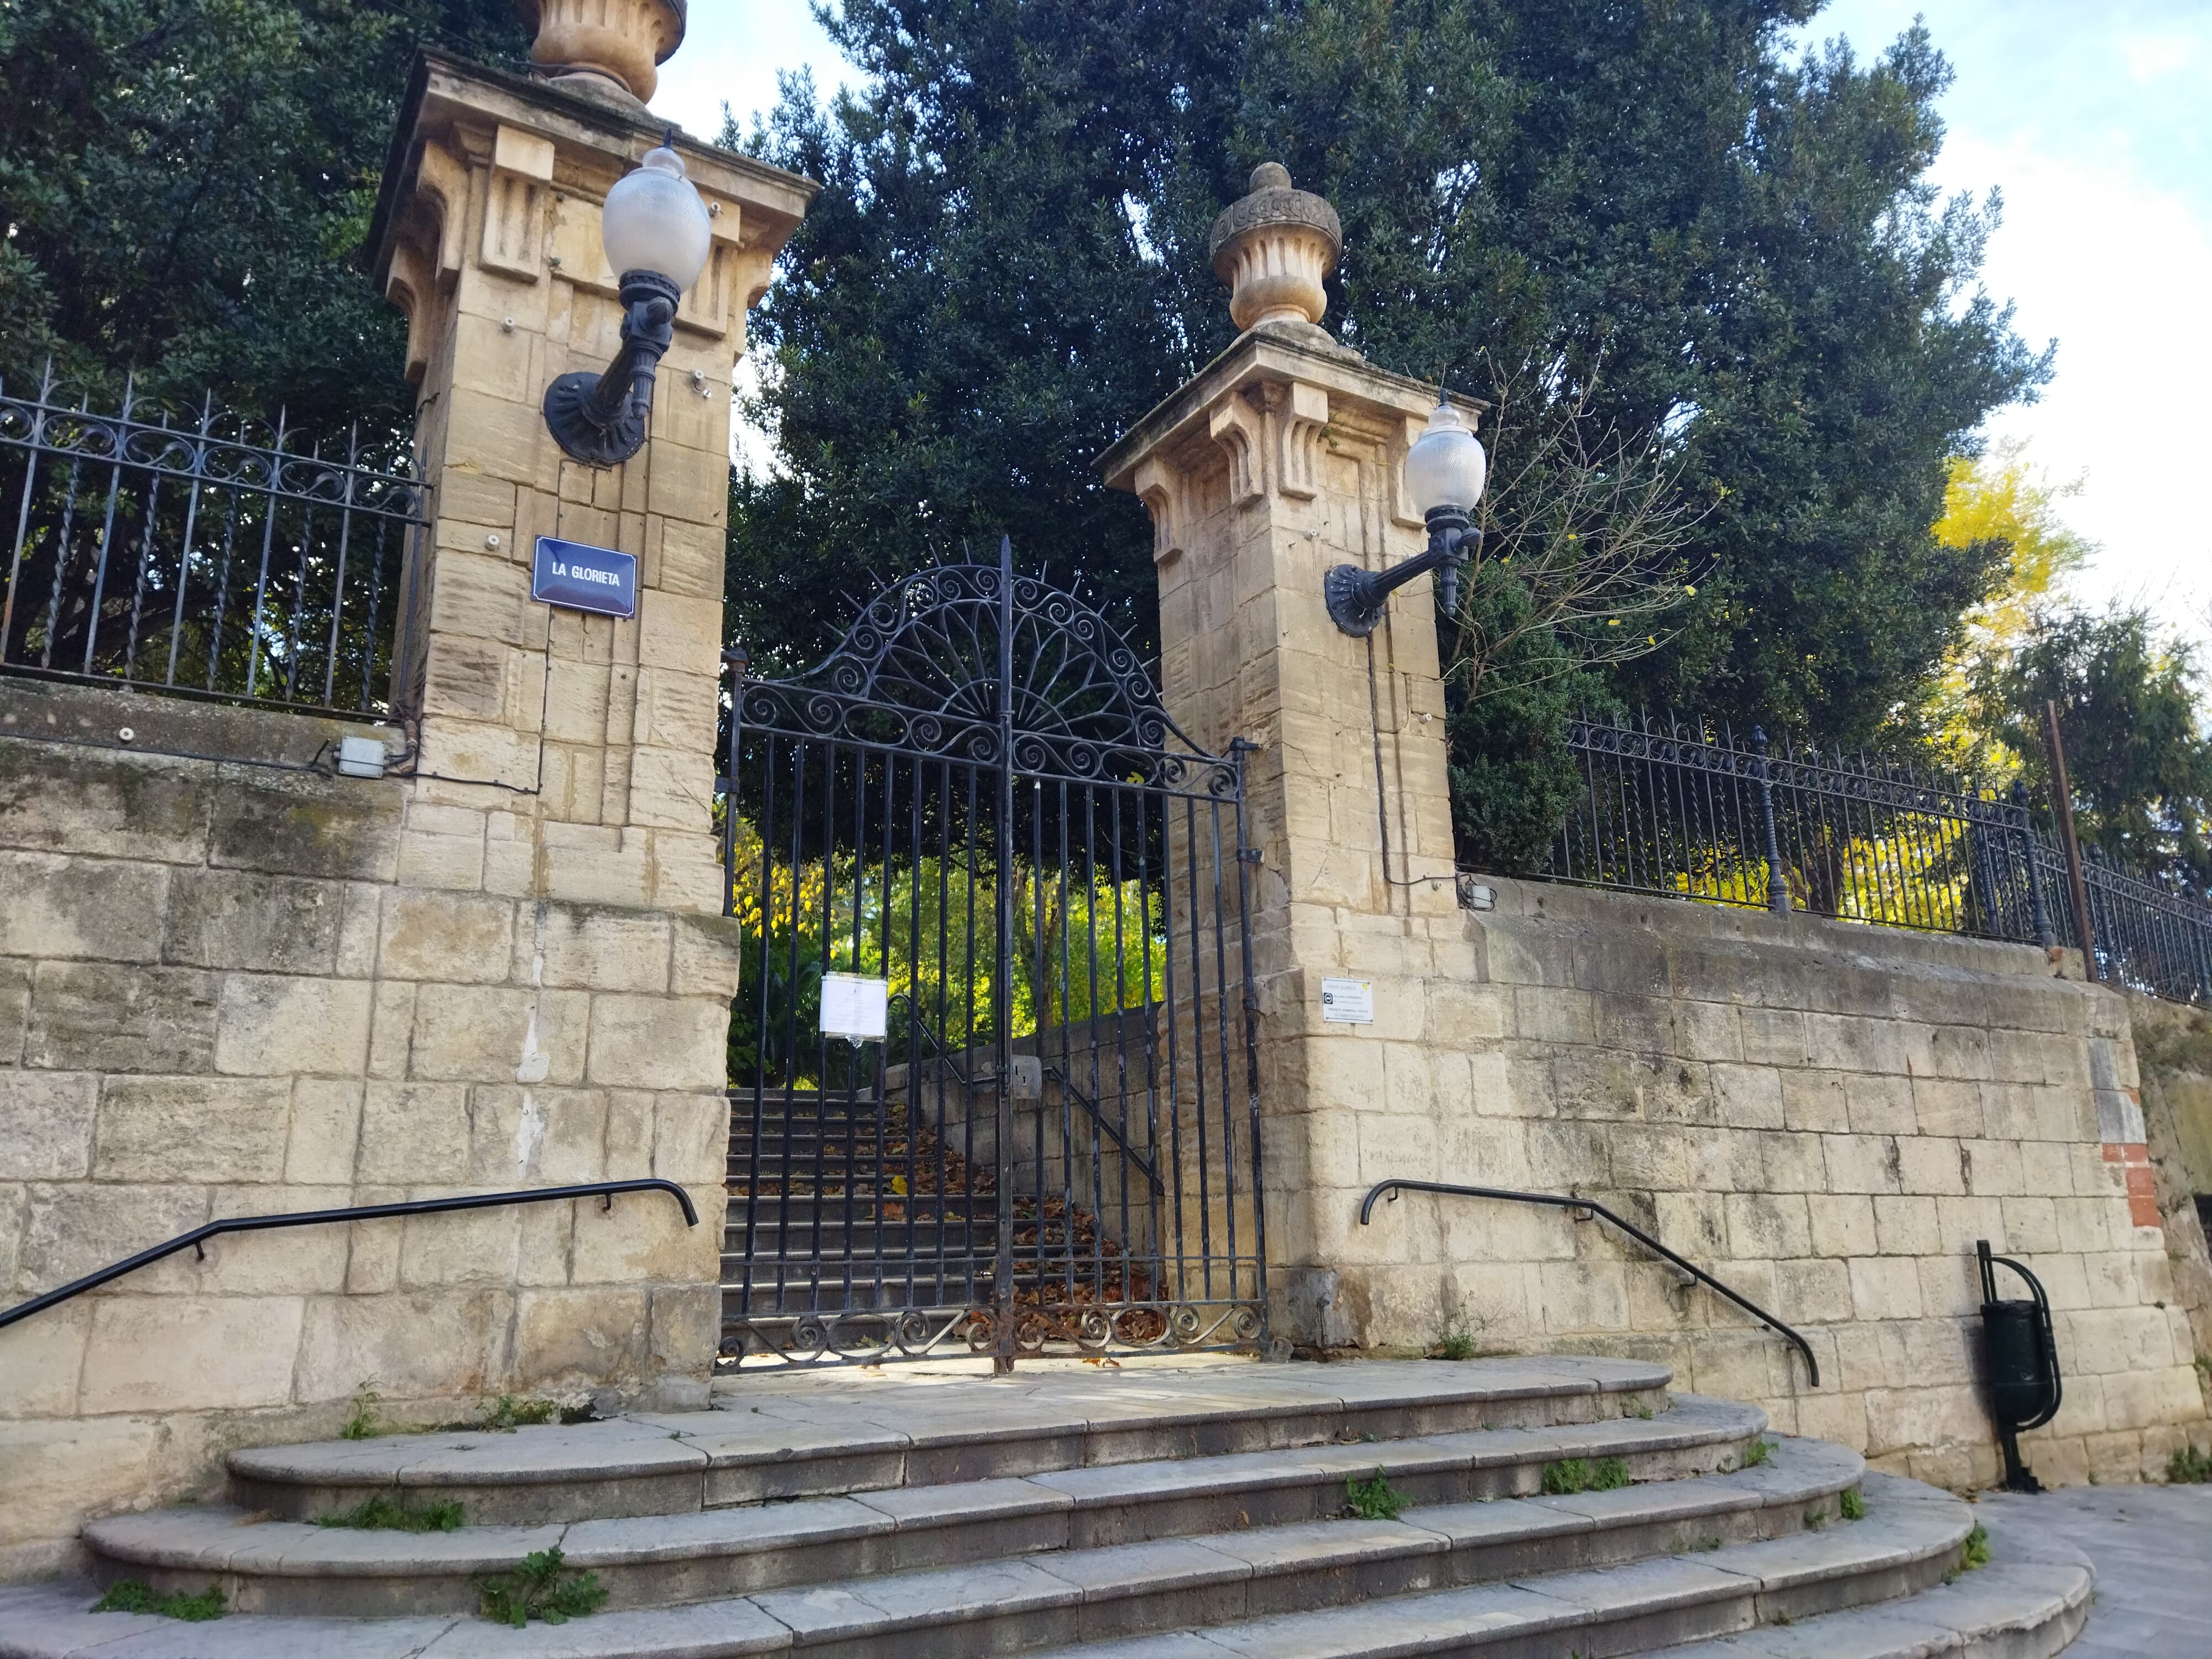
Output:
[1979,608,2212,894]
[0,0,530,429]
[728,2,2049,868]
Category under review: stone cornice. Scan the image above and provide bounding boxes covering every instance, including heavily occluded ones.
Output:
[1096,324,1484,491]
[367,49,818,291]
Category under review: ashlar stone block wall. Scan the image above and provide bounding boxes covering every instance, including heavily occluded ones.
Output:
[0,54,809,1578]
[1103,292,2209,1496]
[0,686,739,1578]
[1279,875,2211,1491]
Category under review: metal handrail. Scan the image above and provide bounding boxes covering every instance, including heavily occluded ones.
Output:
[1358,1178,1819,1387]
[1041,1063,1164,1194]
[886,992,1163,1195]
[0,1180,698,1331]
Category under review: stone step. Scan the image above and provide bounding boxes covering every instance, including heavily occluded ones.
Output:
[1641,1498,2095,1659]
[220,1358,1670,1526]
[87,1400,1787,1619]
[20,1469,1975,1658]
[1022,1475,1981,1659]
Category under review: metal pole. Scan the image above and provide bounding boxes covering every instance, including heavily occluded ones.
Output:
[1754,727,1789,914]
[2042,699,2098,981]
[2012,779,2054,949]
[993,535,1017,1373]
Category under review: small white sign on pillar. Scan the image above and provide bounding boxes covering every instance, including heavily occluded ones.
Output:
[1319,977,1375,1025]
[820,973,890,1043]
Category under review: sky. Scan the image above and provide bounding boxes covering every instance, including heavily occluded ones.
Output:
[655,2,2212,658]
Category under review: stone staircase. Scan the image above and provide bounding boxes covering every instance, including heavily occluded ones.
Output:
[0,1358,2091,1657]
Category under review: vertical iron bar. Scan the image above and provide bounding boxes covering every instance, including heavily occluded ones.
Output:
[79,382,132,675]
[775,739,808,1322]
[1754,727,1789,913]
[1230,739,1267,1333]
[205,493,242,691]
[2043,700,2099,981]
[38,439,87,669]
[2015,781,2054,949]
[1208,799,1237,1310]
[243,413,288,698]
[322,429,361,707]
[123,471,163,680]
[993,535,1017,1371]
[1184,794,1213,1301]
[0,363,53,659]
[740,729,775,1333]
[163,398,215,688]
[1082,783,1104,1308]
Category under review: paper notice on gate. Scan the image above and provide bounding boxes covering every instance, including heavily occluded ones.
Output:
[1319,977,1375,1024]
[820,973,890,1042]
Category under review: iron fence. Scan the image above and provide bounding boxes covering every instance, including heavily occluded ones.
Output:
[1542,711,2211,1006]
[0,368,427,717]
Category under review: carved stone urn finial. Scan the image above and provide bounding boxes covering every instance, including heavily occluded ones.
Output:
[520,0,687,108]
[1206,161,1344,335]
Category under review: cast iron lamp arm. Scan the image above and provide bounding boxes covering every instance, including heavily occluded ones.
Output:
[542,269,684,468]
[1324,510,1479,638]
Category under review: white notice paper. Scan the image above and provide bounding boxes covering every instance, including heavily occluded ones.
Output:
[1319,977,1375,1025]
[819,973,890,1042]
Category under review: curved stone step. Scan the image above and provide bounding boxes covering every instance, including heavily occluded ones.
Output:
[1642,1490,2095,1658]
[225,1357,1673,1525]
[87,1399,1773,1618]
[18,1465,1968,1659]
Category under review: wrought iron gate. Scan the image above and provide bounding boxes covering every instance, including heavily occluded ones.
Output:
[718,542,1267,1367]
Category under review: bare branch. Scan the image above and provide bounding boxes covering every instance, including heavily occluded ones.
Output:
[1443,352,1709,703]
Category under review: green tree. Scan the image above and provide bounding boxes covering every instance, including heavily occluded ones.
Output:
[1906,440,2094,778]
[719,1,1264,672]
[0,0,529,429]
[1978,607,2212,893]
[730,1,2047,868]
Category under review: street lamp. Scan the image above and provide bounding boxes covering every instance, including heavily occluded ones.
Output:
[542,143,712,467]
[1324,398,1488,637]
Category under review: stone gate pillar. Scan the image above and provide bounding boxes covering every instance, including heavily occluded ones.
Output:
[357,13,813,1389]
[1098,165,1478,1348]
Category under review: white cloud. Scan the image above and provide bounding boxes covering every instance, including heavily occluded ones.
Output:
[651,1,849,143]
[1938,133,2212,649]
[1801,0,2212,658]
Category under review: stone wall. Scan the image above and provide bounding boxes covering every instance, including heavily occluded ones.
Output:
[0,46,808,1578]
[0,682,738,1578]
[1097,272,2206,1490]
[1272,874,2210,1490]
[2130,994,2212,1374]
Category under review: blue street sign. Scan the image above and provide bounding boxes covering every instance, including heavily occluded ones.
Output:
[531,536,638,619]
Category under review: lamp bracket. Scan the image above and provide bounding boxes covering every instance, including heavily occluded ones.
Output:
[1324,512,1478,637]
[542,269,684,468]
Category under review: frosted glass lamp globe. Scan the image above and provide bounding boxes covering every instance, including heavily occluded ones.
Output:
[1404,400,1487,516]
[601,147,712,290]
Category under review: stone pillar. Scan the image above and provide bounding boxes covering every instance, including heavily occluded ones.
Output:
[1099,165,1475,1348]
[356,32,812,1380]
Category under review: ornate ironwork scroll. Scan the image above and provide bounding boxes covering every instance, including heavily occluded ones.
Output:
[0,367,427,717]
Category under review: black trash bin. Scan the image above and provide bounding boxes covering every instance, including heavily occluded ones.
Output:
[1977,1239,2062,1492]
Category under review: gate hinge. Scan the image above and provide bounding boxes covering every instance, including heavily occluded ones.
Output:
[1237,848,1262,864]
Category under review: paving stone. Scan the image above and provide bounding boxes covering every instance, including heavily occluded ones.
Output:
[420,1597,792,1657]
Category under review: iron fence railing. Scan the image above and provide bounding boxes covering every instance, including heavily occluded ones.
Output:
[0,368,427,718]
[1542,711,2211,1006]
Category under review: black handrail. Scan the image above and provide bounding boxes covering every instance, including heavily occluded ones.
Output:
[1041,1063,1164,1195]
[0,1180,698,1332]
[1358,1179,1819,1388]
[886,992,1163,1193]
